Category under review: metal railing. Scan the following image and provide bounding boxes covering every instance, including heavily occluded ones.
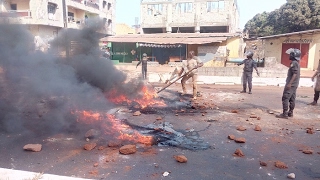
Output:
[70,0,99,9]
[6,10,31,17]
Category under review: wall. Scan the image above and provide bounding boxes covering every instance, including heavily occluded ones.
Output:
[141,0,239,33]
[263,32,320,70]
[226,36,242,58]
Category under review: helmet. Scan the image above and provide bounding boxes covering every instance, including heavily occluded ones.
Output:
[246,51,254,58]
[286,48,301,61]
[143,53,147,57]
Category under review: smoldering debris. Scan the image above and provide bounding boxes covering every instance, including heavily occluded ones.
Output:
[0,20,144,134]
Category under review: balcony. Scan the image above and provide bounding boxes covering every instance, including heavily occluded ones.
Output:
[0,10,63,27]
[68,0,100,14]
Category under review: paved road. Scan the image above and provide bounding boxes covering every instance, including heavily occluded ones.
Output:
[0,84,319,180]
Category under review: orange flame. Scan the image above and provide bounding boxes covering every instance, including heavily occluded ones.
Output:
[106,85,165,109]
[74,110,153,145]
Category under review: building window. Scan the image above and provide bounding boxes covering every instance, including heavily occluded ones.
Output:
[47,3,57,20]
[68,12,74,22]
[175,2,193,13]
[147,4,163,15]
[10,4,17,10]
[207,1,225,12]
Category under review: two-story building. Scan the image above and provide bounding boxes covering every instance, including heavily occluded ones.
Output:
[0,0,115,49]
[103,0,244,65]
[140,0,239,34]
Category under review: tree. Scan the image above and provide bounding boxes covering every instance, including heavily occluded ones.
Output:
[244,0,320,37]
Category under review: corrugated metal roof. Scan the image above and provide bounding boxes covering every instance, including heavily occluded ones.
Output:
[259,29,320,39]
[101,33,238,44]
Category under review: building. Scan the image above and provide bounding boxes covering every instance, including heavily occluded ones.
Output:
[101,0,243,65]
[140,0,240,34]
[259,29,320,70]
[0,0,115,48]
[115,23,137,35]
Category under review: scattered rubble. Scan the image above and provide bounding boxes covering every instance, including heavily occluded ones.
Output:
[119,145,137,155]
[306,127,314,134]
[274,161,288,169]
[236,126,246,131]
[23,144,42,152]
[259,161,267,166]
[133,111,142,116]
[174,155,188,163]
[233,149,245,157]
[93,163,99,167]
[156,116,162,120]
[228,135,235,140]
[302,149,313,154]
[254,125,262,131]
[84,143,97,151]
[234,137,246,143]
[287,173,296,179]
[250,114,258,118]
[231,110,238,113]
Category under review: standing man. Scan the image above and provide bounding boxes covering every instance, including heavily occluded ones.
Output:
[136,53,148,80]
[181,51,203,100]
[103,47,111,60]
[237,51,260,94]
[307,62,320,105]
[276,48,301,119]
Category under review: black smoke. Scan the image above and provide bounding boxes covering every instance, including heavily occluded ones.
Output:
[0,19,143,135]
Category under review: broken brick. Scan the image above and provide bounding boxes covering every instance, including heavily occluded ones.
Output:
[254,125,262,131]
[233,149,244,157]
[236,126,246,131]
[84,143,97,151]
[234,137,246,143]
[274,161,288,169]
[133,111,141,116]
[23,144,42,152]
[174,155,188,163]
[119,145,137,155]
[228,135,235,140]
[260,161,267,166]
[302,149,313,154]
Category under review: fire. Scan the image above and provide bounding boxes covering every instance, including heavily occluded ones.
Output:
[74,110,153,145]
[106,85,165,109]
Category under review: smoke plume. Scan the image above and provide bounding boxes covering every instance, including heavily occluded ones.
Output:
[0,19,143,135]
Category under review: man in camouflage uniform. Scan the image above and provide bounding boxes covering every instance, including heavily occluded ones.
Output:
[276,48,301,119]
[181,51,203,100]
[136,53,148,80]
[237,51,260,94]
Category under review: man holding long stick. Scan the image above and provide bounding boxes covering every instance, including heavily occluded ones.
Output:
[180,51,204,100]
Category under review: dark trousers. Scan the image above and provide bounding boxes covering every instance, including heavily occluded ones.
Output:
[242,71,253,91]
[142,65,147,79]
[282,86,297,113]
[314,90,320,102]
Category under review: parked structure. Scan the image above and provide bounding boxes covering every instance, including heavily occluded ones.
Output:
[0,0,115,49]
[140,0,240,34]
[259,29,320,70]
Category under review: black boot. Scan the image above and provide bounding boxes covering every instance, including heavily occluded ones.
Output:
[288,110,293,117]
[240,90,246,93]
[308,101,317,105]
[276,111,288,119]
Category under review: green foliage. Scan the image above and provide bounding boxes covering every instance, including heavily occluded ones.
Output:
[244,0,320,37]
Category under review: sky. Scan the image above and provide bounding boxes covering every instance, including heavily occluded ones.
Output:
[115,0,287,29]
